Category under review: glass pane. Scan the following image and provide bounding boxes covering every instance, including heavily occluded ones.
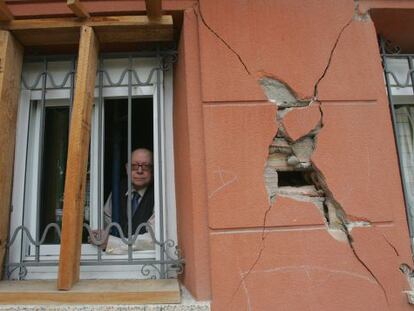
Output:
[39,106,69,244]
[38,105,91,244]
[395,106,414,230]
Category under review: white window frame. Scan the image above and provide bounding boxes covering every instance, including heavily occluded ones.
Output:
[7,57,177,280]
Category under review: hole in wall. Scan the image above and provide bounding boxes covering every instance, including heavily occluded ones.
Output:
[277,170,313,187]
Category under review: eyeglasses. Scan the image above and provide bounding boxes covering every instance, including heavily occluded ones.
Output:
[131,163,152,172]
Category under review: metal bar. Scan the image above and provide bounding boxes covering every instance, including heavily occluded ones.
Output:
[34,57,48,262]
[156,48,166,278]
[69,56,76,116]
[111,104,121,236]
[381,53,414,57]
[97,57,104,262]
[23,50,177,64]
[16,99,34,279]
[409,56,414,100]
[7,258,182,268]
[127,55,133,261]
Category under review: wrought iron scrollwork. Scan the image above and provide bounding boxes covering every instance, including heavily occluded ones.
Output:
[83,222,184,278]
[8,223,61,247]
[22,71,75,90]
[160,52,178,71]
[141,264,160,279]
[6,264,28,279]
[380,36,401,55]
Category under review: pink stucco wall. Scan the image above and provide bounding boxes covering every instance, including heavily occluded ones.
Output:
[175,0,413,309]
[5,0,414,309]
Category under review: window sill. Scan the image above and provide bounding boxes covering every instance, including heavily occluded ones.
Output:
[0,279,180,305]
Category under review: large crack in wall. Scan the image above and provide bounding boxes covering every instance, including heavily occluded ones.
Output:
[194,2,391,307]
[259,76,389,305]
[260,76,369,242]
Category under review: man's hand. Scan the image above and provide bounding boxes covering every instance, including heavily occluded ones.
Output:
[88,229,108,250]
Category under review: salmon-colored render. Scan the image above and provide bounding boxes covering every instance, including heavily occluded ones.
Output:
[1,0,414,310]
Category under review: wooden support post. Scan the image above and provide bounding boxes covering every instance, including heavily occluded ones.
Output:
[145,0,162,21]
[58,25,99,290]
[0,30,23,275]
[0,1,13,22]
[67,0,90,19]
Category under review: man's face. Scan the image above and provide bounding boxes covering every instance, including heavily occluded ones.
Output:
[126,149,153,190]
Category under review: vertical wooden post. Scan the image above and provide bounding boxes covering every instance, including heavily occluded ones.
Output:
[145,0,162,21]
[58,25,99,290]
[67,0,90,18]
[0,30,23,275]
[0,1,13,21]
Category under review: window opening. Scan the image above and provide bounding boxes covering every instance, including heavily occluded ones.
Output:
[380,36,414,251]
[6,52,182,280]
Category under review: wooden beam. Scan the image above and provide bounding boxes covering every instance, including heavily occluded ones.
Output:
[1,16,172,30]
[0,15,173,46]
[0,279,181,304]
[58,25,99,290]
[67,0,90,19]
[0,1,13,22]
[0,30,23,276]
[145,0,162,21]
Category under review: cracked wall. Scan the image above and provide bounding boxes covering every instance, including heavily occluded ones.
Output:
[259,75,391,305]
[199,0,413,310]
[260,76,369,243]
[199,0,409,310]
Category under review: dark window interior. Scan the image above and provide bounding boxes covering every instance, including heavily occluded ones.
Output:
[37,97,153,244]
[277,170,314,187]
[39,106,69,244]
[104,97,153,201]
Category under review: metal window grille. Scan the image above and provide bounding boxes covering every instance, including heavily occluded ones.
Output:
[5,49,183,280]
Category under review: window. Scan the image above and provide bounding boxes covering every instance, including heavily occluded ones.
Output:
[6,54,181,280]
[381,38,414,248]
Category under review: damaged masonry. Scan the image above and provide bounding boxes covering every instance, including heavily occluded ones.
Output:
[259,76,370,242]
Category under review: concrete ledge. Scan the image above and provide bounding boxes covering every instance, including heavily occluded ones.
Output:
[0,279,180,305]
[0,285,210,310]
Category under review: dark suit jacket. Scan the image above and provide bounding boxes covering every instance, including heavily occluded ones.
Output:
[118,181,154,236]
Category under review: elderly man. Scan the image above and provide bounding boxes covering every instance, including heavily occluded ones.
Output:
[91,148,155,253]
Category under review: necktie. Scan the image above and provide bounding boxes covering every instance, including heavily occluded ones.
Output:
[132,192,141,215]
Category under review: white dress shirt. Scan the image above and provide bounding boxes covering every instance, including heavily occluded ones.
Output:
[102,187,155,254]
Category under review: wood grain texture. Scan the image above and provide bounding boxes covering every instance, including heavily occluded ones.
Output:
[145,0,162,20]
[1,15,172,30]
[57,25,99,290]
[1,15,173,46]
[67,0,90,18]
[0,30,23,276]
[0,1,13,21]
[0,279,181,304]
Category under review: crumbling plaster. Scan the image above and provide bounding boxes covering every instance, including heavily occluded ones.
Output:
[196,0,412,309]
